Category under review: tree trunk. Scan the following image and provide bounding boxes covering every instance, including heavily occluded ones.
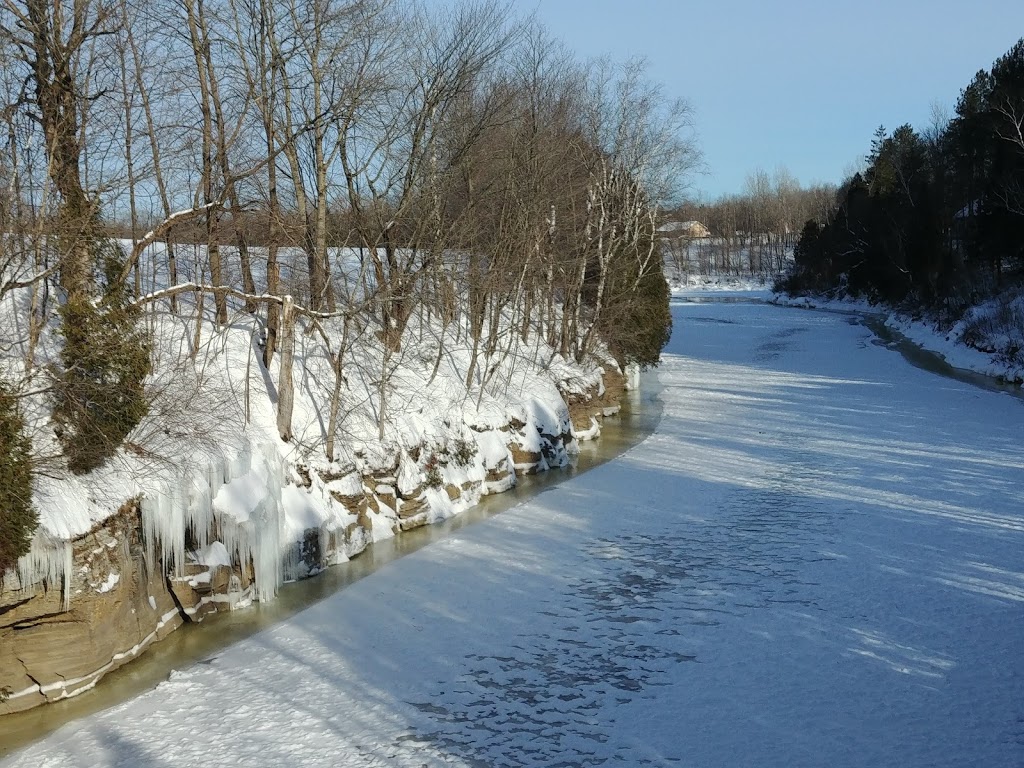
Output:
[276,296,295,441]
[185,0,226,325]
[25,0,96,301]
[324,318,350,462]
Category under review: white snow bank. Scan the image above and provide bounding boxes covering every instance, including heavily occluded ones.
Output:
[197,542,231,569]
[3,241,614,611]
[773,290,1024,385]
[671,275,775,297]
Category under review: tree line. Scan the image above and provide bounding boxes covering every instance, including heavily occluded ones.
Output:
[0,0,698,573]
[781,39,1024,308]
[664,168,836,279]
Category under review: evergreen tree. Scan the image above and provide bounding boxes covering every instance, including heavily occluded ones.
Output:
[0,381,37,576]
[582,207,672,369]
[782,219,826,293]
[867,125,888,168]
[53,240,151,474]
[602,259,672,369]
[781,38,1024,308]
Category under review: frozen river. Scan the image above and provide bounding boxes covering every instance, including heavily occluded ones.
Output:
[6,299,1024,767]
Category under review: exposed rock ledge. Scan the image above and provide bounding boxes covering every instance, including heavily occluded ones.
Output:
[0,367,630,715]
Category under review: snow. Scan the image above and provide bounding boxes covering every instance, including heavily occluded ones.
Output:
[672,275,775,300]
[7,299,1024,767]
[657,219,704,232]
[197,542,231,569]
[885,311,1020,379]
[3,242,610,610]
[662,235,793,293]
[95,573,119,594]
[185,571,210,587]
[366,509,396,542]
[773,290,1024,384]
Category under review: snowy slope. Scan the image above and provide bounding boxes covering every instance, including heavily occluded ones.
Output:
[7,300,1024,767]
[1,242,609,609]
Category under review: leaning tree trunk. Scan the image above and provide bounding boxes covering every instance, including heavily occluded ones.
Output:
[276,296,295,441]
[27,0,95,302]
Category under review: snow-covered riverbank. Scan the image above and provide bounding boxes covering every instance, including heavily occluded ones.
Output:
[773,291,1024,385]
[1,247,632,714]
[6,299,1024,767]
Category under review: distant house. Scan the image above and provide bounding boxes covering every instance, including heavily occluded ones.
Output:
[657,220,711,239]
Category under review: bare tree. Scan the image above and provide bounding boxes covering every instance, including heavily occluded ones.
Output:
[0,0,119,300]
[993,96,1024,216]
[339,0,516,352]
[572,56,699,361]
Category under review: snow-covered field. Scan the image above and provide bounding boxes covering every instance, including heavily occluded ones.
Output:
[670,274,775,300]
[6,299,1024,767]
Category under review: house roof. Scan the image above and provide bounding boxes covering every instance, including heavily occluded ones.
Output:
[657,220,708,233]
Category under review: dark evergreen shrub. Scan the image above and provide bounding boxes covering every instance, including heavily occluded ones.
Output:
[0,381,38,575]
[588,228,673,369]
[53,241,151,474]
[608,266,672,369]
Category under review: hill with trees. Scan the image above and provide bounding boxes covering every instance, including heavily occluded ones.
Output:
[778,39,1024,368]
[662,169,837,285]
[0,0,698,710]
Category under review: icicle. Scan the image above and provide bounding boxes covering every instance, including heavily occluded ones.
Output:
[140,471,187,576]
[169,475,188,575]
[213,441,285,603]
[227,441,251,482]
[141,478,186,575]
[141,449,233,577]
[281,542,303,583]
[139,485,157,573]
[250,442,283,602]
[16,531,73,612]
[140,438,285,606]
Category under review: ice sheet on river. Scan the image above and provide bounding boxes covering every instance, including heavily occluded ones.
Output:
[6,300,1024,768]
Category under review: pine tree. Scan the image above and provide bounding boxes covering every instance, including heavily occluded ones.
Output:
[866,125,887,168]
[617,265,672,369]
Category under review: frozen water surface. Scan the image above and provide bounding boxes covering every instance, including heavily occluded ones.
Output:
[5,300,1024,767]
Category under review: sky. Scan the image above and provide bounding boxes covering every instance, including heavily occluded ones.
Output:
[505,0,1024,200]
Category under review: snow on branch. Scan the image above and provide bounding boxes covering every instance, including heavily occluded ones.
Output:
[118,203,222,286]
[0,264,57,296]
[132,283,355,321]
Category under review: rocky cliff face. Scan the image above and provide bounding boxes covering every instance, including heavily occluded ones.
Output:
[564,366,628,434]
[0,369,626,716]
[0,502,183,713]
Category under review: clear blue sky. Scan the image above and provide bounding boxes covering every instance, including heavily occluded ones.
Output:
[505,0,1024,200]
